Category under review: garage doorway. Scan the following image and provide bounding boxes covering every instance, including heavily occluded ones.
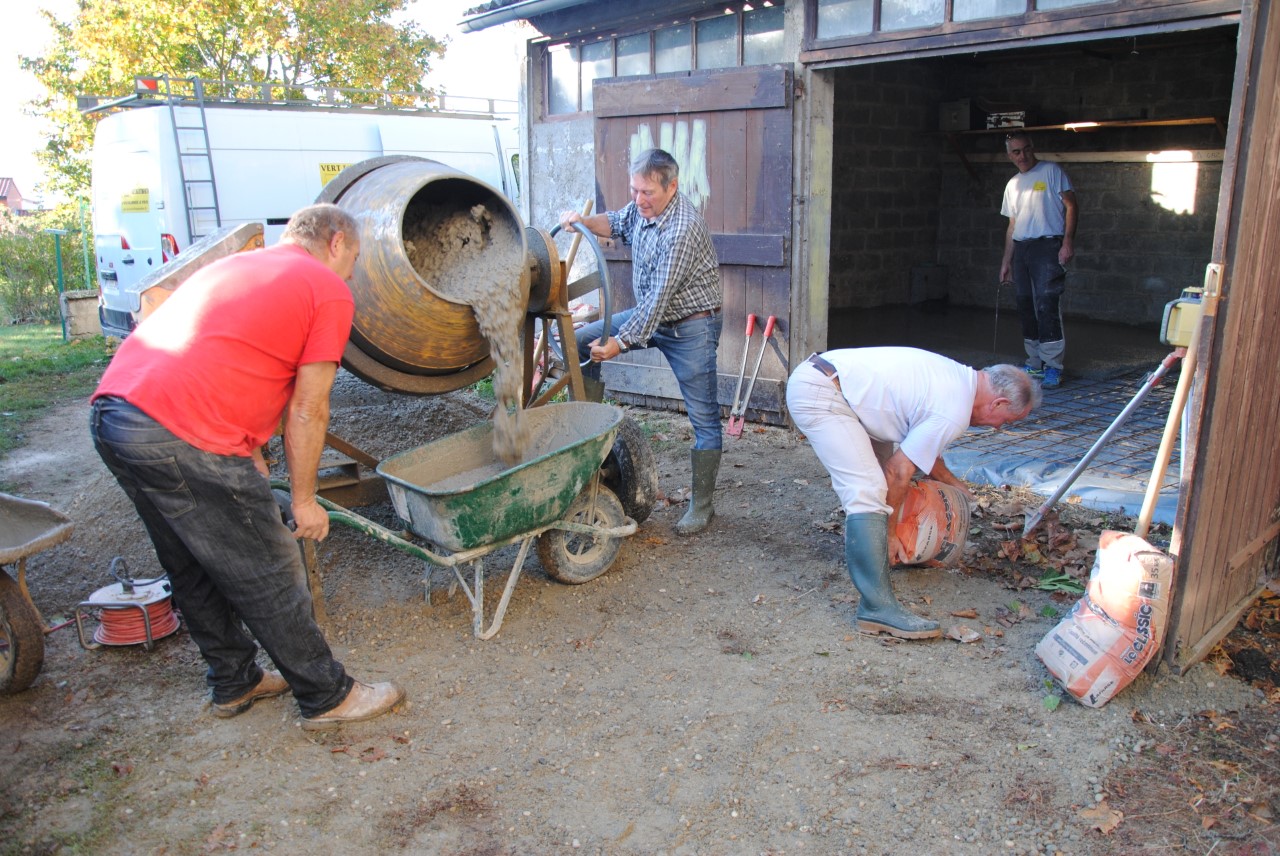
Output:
[823,26,1237,378]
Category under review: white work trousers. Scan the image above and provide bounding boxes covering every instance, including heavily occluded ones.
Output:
[786,362,893,516]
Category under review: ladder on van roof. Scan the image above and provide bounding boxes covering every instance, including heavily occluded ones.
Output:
[146,76,223,244]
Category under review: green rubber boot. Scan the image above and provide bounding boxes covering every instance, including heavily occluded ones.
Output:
[675,449,720,536]
[845,512,941,640]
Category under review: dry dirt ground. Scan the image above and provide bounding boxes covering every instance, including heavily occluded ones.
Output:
[2,372,1276,856]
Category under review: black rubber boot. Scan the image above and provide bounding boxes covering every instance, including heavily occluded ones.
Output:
[675,449,720,535]
[845,512,941,640]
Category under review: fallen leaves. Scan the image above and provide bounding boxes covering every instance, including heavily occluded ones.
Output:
[999,539,1023,562]
[329,744,391,762]
[944,625,982,644]
[992,601,1033,628]
[1079,802,1124,834]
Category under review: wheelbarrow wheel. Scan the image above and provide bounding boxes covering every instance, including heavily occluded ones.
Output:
[0,568,45,695]
[600,416,658,524]
[537,485,626,585]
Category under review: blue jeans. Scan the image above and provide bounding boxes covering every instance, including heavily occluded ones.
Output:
[90,397,351,717]
[577,307,723,450]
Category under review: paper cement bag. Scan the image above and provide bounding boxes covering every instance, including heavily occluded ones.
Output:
[1035,530,1175,708]
[894,479,971,568]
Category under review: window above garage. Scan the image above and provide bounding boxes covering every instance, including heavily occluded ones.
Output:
[803,0,1242,62]
[815,0,1109,38]
[544,2,787,116]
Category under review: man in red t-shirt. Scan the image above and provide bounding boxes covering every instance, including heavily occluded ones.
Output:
[91,203,403,730]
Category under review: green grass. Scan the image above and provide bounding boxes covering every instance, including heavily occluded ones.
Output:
[470,376,496,401]
[0,323,113,455]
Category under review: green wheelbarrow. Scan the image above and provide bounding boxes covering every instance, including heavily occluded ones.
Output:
[282,401,637,640]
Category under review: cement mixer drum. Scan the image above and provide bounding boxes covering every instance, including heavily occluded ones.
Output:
[319,157,530,395]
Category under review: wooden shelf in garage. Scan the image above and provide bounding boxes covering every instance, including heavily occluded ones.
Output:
[952,116,1224,135]
[942,116,1227,178]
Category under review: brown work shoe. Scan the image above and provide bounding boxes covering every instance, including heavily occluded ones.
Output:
[211,670,290,718]
[300,681,405,732]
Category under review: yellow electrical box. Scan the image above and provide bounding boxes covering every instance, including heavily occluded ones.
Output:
[1161,287,1204,347]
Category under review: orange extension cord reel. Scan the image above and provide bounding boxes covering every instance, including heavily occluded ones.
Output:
[74,558,181,650]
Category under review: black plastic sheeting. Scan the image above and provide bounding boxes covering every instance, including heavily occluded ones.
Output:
[946,368,1182,525]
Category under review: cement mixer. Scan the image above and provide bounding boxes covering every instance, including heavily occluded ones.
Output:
[314,155,658,525]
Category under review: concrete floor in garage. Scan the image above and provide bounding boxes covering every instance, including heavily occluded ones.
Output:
[829,302,1185,524]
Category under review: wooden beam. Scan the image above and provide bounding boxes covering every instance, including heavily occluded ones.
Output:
[1226,518,1280,575]
[602,233,787,267]
[594,66,791,117]
[950,150,1226,164]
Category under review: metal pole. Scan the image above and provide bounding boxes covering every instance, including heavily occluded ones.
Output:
[1022,350,1183,537]
[79,200,93,291]
[54,235,66,342]
[44,228,70,342]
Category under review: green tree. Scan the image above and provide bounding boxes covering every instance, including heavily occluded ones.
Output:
[21,0,447,197]
[0,205,94,323]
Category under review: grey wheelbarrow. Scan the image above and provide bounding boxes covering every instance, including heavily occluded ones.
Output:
[0,493,74,693]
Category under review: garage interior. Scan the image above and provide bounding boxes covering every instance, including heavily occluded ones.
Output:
[820,23,1240,521]
[824,22,1233,371]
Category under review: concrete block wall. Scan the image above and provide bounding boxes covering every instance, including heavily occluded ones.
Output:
[829,62,945,310]
[827,32,1236,326]
[936,37,1234,325]
[938,158,1221,324]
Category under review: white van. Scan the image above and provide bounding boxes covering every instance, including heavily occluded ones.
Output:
[88,79,521,338]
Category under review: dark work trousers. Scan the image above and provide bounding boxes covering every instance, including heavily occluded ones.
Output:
[1010,236,1067,371]
[90,396,352,717]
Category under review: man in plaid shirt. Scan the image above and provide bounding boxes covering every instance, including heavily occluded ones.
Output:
[561,148,723,535]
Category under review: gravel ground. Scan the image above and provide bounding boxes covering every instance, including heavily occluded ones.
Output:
[0,372,1266,855]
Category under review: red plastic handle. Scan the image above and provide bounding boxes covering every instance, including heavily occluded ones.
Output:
[761,315,777,338]
[744,313,757,336]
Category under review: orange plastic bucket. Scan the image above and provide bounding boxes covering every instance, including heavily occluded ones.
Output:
[893,479,971,567]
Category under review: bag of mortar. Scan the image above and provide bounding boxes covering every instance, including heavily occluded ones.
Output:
[1035,530,1174,708]
[893,478,970,567]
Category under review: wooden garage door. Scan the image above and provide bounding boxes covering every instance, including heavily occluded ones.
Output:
[592,65,793,423]
[1167,0,1280,670]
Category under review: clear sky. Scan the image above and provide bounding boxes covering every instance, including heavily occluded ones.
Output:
[0,0,525,205]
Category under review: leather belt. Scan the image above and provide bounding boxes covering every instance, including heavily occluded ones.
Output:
[672,307,719,325]
[807,354,841,390]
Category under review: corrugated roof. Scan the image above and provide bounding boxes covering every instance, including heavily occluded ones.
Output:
[462,0,597,20]
[464,1,526,14]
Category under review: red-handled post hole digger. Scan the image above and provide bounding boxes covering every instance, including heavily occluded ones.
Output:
[727,314,776,438]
